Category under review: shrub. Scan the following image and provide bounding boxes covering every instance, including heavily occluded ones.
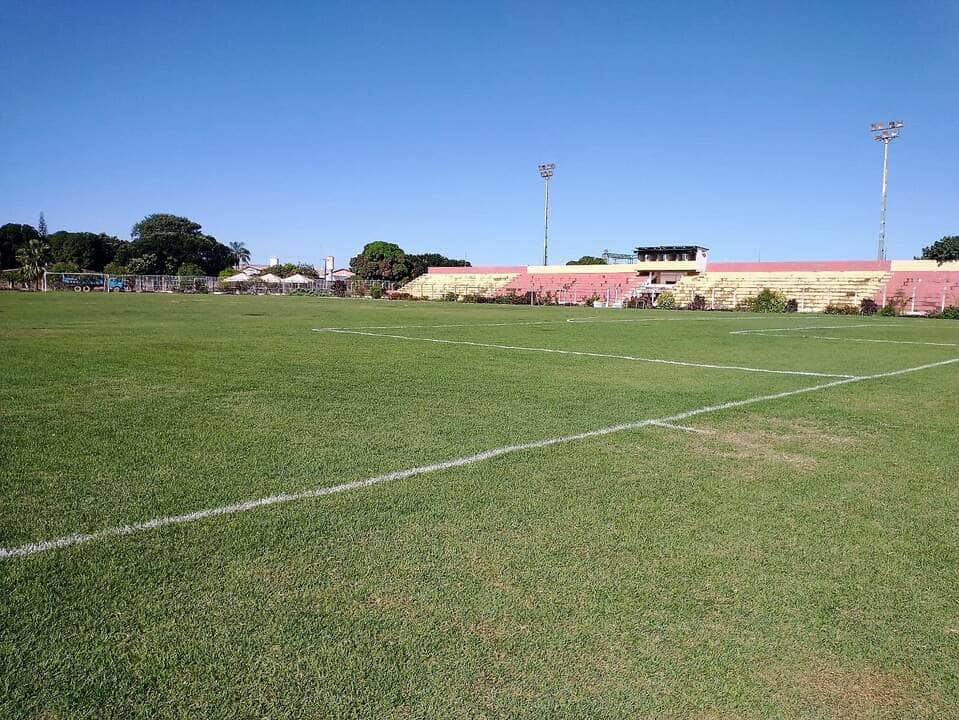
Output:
[860,298,879,316]
[626,295,653,309]
[785,298,799,313]
[289,288,317,296]
[688,294,707,311]
[49,261,82,273]
[878,303,897,316]
[742,288,787,313]
[332,281,348,297]
[441,291,458,302]
[656,291,675,309]
[387,291,413,301]
[929,305,959,320]
[886,291,909,315]
[369,285,383,299]
[584,294,601,307]
[824,303,859,315]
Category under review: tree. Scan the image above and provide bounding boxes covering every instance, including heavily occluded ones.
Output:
[406,252,470,280]
[350,241,410,282]
[228,241,251,268]
[176,262,205,276]
[15,238,51,289]
[567,255,607,265]
[920,236,959,265]
[0,223,39,269]
[37,212,48,240]
[47,231,121,271]
[124,214,233,275]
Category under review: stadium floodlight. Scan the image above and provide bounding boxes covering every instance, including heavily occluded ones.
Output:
[869,120,904,261]
[538,163,556,265]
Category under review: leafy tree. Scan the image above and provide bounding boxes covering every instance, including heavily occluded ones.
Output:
[406,252,470,280]
[566,255,607,265]
[125,254,159,275]
[37,212,48,240]
[103,261,129,275]
[176,262,205,276]
[123,214,232,275]
[350,241,410,282]
[228,241,251,267]
[47,231,121,271]
[0,223,39,269]
[920,236,959,264]
[15,238,51,289]
[49,261,82,273]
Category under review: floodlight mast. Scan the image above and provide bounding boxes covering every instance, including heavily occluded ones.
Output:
[869,121,904,261]
[538,163,555,265]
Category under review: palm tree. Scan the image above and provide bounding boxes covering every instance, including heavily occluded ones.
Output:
[228,241,251,268]
[15,238,51,290]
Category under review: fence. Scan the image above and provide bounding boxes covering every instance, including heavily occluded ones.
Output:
[39,272,397,297]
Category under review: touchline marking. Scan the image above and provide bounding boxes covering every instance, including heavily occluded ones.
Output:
[312,328,858,379]
[3,357,956,560]
[317,314,820,332]
[730,324,901,335]
[649,421,711,434]
[741,333,958,348]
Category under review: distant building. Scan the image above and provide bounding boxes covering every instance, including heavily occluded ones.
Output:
[331,268,356,281]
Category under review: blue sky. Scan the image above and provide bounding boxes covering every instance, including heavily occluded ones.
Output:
[2,1,956,267]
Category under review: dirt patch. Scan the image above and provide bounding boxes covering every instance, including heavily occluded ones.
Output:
[692,416,855,471]
[769,659,943,719]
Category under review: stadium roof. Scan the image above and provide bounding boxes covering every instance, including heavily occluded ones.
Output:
[635,245,708,253]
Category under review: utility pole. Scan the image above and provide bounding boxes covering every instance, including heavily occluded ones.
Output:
[869,121,904,261]
[538,163,555,265]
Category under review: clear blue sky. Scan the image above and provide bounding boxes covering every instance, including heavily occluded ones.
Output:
[2,1,956,267]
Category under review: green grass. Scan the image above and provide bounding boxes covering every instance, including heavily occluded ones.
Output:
[1,293,957,719]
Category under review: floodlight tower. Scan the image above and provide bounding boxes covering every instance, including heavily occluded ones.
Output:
[869,120,904,261]
[538,163,556,265]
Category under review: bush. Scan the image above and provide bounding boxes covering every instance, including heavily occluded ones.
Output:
[688,294,707,311]
[386,292,413,301]
[785,298,798,313]
[369,285,383,299]
[656,291,675,309]
[742,288,787,313]
[584,294,601,307]
[929,305,959,320]
[885,291,909,316]
[824,303,859,315]
[49,261,82,273]
[332,281,348,297]
[289,288,317,296]
[626,295,653,309]
[878,303,897,316]
[441,291,458,302]
[860,298,879,316]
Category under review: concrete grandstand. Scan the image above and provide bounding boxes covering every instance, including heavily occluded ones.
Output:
[398,246,959,314]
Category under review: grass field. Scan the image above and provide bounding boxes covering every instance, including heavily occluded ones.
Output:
[2,292,958,719]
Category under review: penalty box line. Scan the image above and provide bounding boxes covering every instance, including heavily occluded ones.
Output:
[2,357,956,561]
[313,328,859,379]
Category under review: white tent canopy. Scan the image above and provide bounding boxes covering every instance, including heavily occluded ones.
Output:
[259,273,283,283]
[281,273,313,284]
[223,272,250,282]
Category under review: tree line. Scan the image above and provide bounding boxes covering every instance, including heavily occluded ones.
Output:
[349,241,469,284]
[1,214,249,286]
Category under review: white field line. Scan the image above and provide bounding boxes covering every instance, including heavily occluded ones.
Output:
[3,357,956,560]
[742,333,958,348]
[312,328,858,379]
[730,324,901,335]
[317,314,824,332]
[649,421,711,434]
